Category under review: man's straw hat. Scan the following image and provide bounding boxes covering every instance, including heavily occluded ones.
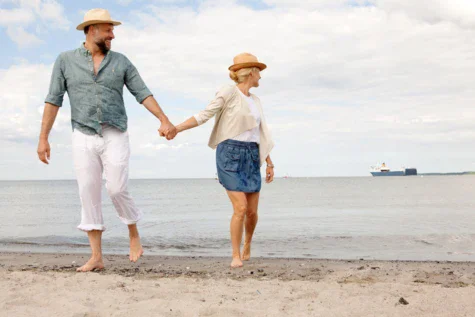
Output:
[228,53,267,72]
[76,8,121,31]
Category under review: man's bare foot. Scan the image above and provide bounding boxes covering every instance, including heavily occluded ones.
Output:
[242,243,251,261]
[76,257,104,272]
[129,236,144,262]
[231,257,243,268]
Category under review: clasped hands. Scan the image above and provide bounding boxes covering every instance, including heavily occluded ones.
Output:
[158,120,178,140]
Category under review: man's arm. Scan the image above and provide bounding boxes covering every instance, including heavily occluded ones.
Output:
[37,103,60,164]
[141,96,177,140]
[39,53,66,165]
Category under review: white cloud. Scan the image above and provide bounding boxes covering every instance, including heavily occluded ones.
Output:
[6,25,43,47]
[0,0,70,48]
[0,61,71,143]
[140,142,190,151]
[0,7,35,26]
[36,0,70,30]
[262,0,363,9]
[116,0,134,6]
[1,0,69,29]
[374,0,475,29]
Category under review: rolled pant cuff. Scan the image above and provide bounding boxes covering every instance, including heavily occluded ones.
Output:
[118,212,142,225]
[77,224,106,232]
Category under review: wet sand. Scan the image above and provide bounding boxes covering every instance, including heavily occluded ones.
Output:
[1,252,474,316]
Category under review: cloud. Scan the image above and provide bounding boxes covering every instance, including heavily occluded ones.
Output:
[140,142,190,151]
[0,61,71,143]
[116,0,134,6]
[262,0,368,9]
[1,0,70,29]
[36,0,70,30]
[374,0,475,29]
[0,7,35,26]
[6,25,43,48]
[0,0,70,48]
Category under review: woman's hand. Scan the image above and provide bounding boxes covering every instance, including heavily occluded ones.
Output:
[162,117,198,138]
[265,166,274,183]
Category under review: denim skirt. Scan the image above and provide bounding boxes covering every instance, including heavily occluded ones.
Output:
[216,139,261,193]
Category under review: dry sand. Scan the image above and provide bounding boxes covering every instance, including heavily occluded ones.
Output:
[1,252,474,316]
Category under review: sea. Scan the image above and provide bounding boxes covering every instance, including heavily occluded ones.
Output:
[1,176,474,261]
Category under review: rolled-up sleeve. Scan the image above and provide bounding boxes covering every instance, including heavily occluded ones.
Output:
[45,54,66,107]
[193,86,232,125]
[124,58,153,104]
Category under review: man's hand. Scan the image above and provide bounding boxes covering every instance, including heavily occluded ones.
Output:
[158,120,177,140]
[37,139,51,164]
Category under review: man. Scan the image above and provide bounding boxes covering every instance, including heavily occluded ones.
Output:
[37,8,177,272]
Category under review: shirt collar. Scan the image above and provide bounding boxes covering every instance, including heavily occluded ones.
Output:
[79,42,90,56]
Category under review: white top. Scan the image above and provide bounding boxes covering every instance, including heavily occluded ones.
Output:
[231,90,261,144]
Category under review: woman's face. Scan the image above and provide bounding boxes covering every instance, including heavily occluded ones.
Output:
[250,69,261,87]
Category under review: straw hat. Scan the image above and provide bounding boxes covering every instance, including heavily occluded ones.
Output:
[228,53,267,72]
[76,8,121,31]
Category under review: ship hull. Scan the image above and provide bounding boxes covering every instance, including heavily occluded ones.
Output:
[370,168,417,177]
[371,171,405,177]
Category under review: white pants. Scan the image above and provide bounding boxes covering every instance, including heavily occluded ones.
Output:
[72,125,142,231]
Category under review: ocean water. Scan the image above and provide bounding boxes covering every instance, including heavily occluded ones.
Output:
[0,177,474,261]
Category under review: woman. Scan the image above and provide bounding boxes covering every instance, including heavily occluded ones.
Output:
[175,53,275,268]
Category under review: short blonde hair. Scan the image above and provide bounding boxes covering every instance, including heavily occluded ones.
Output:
[229,67,259,84]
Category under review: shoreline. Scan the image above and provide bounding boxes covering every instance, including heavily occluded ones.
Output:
[2,252,475,284]
[2,252,474,316]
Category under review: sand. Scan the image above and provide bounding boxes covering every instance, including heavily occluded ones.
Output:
[1,252,474,316]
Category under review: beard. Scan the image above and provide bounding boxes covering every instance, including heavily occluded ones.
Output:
[95,38,111,54]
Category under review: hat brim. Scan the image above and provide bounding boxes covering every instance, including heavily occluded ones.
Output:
[76,20,122,31]
[228,62,267,72]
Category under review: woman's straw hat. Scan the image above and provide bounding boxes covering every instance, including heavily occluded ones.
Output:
[228,53,267,72]
[76,8,122,31]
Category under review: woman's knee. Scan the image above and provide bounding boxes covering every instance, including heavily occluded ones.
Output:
[233,202,248,219]
[246,208,258,218]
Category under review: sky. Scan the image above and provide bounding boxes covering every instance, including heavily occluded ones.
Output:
[1,0,474,180]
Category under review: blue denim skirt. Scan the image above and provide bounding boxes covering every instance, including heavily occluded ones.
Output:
[216,139,261,193]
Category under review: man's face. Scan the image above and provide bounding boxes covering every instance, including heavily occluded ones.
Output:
[92,23,115,53]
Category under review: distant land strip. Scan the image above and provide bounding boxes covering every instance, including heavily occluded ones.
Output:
[419,171,475,176]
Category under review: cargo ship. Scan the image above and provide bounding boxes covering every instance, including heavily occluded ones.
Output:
[370,163,417,177]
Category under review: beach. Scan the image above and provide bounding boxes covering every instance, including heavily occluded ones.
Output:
[1,252,474,316]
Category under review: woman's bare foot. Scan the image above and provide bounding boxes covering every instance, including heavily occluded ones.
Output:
[76,257,104,272]
[231,257,243,268]
[129,236,144,262]
[241,243,251,261]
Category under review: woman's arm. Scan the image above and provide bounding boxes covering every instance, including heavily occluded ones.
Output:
[176,86,231,134]
[176,117,199,133]
[265,155,274,183]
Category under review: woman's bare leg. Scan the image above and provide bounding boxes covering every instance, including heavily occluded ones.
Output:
[242,192,259,261]
[226,190,248,268]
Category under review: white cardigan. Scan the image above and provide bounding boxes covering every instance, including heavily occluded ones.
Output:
[193,85,274,166]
